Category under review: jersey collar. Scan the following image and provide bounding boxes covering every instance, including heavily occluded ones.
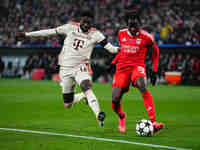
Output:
[127,29,140,37]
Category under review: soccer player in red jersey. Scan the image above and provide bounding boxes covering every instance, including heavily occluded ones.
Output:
[111,12,164,133]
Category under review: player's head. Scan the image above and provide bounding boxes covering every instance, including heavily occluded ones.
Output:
[125,11,141,35]
[80,11,94,33]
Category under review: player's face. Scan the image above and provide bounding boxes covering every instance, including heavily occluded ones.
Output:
[80,16,92,33]
[127,17,140,35]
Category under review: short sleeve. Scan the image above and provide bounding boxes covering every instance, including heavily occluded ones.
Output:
[94,31,106,43]
[146,33,155,46]
[55,24,72,35]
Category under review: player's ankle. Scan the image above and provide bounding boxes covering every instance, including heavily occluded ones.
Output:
[152,122,158,125]
[64,103,72,108]
[119,112,126,119]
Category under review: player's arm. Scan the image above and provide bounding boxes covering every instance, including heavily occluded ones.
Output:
[16,24,70,38]
[16,28,58,39]
[149,43,159,86]
[95,31,119,53]
[111,31,122,64]
[25,28,58,38]
[112,52,121,64]
[98,38,119,53]
[151,43,159,72]
[146,32,159,85]
[146,32,159,72]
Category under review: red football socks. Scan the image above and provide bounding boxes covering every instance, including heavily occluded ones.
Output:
[111,101,125,119]
[142,90,156,123]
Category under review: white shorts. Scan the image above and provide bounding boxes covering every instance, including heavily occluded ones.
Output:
[59,63,92,93]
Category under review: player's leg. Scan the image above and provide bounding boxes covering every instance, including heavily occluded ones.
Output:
[60,77,76,108]
[73,92,86,104]
[59,68,85,107]
[112,87,127,132]
[136,77,164,133]
[80,79,106,126]
[112,71,130,132]
[112,87,126,119]
[133,66,164,133]
[75,66,105,126]
[63,92,86,106]
[136,76,156,122]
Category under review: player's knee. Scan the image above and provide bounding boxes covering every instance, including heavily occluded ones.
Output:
[140,87,147,93]
[63,93,74,108]
[80,80,92,92]
[138,85,147,93]
[137,84,147,93]
[136,77,147,93]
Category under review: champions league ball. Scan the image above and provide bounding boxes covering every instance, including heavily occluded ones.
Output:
[136,119,153,136]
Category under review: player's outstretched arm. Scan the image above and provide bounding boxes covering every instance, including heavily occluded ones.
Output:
[16,23,71,39]
[16,29,57,39]
[99,38,119,53]
[25,28,57,38]
[151,43,159,86]
[92,30,119,53]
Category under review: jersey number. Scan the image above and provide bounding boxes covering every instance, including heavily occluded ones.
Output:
[73,39,85,50]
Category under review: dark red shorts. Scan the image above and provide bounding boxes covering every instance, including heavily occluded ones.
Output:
[112,66,146,92]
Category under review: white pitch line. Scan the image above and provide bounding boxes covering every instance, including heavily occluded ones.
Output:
[0,128,192,150]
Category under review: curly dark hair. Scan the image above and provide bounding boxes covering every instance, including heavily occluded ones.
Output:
[124,11,142,25]
[81,11,94,20]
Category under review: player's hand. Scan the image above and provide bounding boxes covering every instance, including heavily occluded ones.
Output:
[16,32,26,40]
[117,47,121,52]
[150,71,157,86]
[55,65,60,71]
[108,63,116,75]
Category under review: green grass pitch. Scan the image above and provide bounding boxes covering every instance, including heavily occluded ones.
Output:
[0,79,200,150]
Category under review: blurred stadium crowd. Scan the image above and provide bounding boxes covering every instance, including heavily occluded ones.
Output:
[0,0,200,46]
[1,51,200,85]
[0,0,200,85]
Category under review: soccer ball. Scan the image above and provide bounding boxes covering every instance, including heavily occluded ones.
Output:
[136,119,153,136]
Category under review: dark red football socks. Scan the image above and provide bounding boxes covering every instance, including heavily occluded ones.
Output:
[142,90,156,123]
[111,101,125,119]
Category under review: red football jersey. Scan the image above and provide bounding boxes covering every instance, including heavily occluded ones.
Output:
[115,29,159,71]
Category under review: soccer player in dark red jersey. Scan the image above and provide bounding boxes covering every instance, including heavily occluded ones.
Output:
[111,12,164,133]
